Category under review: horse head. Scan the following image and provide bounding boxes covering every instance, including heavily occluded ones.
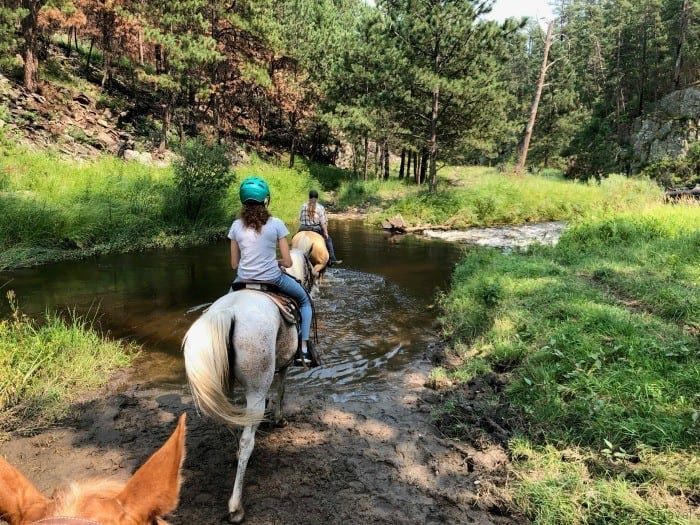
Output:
[288,248,316,293]
[0,414,186,525]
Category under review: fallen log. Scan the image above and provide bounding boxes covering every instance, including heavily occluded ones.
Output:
[665,185,700,200]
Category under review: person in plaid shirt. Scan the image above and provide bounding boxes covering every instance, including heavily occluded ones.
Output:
[298,189,340,266]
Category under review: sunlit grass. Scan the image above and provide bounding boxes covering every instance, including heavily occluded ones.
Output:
[0,292,136,435]
[436,204,700,523]
[353,169,665,228]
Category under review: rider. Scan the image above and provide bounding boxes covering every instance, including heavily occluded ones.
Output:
[298,189,340,266]
[228,176,316,367]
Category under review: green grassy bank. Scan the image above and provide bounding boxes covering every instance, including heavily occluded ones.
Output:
[0,292,136,435]
[432,204,699,523]
[0,145,342,270]
[1,144,666,270]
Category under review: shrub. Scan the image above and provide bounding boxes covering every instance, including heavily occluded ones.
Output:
[172,137,235,222]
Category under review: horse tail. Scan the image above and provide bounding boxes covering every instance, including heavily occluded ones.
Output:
[183,307,263,427]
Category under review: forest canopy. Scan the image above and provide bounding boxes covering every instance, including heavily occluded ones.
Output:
[1,0,698,187]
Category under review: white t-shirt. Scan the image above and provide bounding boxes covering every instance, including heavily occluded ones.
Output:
[228,217,289,282]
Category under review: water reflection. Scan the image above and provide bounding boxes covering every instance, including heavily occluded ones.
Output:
[0,220,464,391]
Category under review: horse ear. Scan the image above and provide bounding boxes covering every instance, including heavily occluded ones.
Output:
[0,455,51,525]
[118,414,186,522]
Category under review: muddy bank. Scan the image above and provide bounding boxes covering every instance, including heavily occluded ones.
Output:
[1,346,518,525]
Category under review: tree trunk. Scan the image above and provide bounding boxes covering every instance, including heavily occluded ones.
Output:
[428,85,439,191]
[85,37,94,74]
[66,27,73,57]
[363,133,369,181]
[419,149,428,185]
[516,19,553,174]
[398,149,405,179]
[21,0,45,92]
[373,140,379,178]
[412,150,418,183]
[673,0,689,90]
[159,92,176,152]
[383,141,390,180]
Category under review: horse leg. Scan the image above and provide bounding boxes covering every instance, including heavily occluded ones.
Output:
[228,395,264,524]
[273,368,288,427]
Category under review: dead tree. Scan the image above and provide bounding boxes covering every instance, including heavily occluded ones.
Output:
[516,19,554,173]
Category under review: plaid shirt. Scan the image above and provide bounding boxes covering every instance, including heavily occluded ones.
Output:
[299,201,328,229]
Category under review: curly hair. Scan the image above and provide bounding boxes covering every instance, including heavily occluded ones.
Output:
[240,203,271,232]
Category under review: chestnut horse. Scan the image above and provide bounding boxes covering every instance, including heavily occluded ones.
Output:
[0,414,186,525]
[182,248,315,523]
[291,230,329,278]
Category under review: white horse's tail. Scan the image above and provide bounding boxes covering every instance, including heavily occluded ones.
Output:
[183,307,262,427]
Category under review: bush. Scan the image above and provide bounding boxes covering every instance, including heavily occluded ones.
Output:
[173,137,235,222]
[640,143,700,189]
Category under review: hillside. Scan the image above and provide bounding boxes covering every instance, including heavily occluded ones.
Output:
[0,56,170,164]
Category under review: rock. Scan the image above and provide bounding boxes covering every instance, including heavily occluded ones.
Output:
[631,86,700,171]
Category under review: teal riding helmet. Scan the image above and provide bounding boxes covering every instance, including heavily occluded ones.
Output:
[239,176,270,204]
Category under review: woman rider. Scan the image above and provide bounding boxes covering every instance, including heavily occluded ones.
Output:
[228,176,316,367]
[298,189,340,266]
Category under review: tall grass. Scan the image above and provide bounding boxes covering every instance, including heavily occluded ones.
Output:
[0,291,136,434]
[338,167,665,227]
[435,203,700,523]
[0,146,349,269]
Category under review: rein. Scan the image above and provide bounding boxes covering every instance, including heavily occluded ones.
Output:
[32,518,161,525]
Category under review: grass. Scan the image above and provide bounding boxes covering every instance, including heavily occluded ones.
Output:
[0,291,136,435]
[434,202,700,524]
[0,146,350,269]
[333,166,665,228]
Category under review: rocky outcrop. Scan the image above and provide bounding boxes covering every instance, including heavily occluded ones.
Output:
[631,86,700,172]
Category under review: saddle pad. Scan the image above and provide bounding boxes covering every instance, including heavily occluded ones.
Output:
[240,289,300,325]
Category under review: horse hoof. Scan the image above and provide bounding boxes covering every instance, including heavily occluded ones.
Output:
[228,509,245,523]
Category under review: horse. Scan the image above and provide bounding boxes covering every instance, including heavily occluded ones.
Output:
[182,248,315,523]
[0,414,186,525]
[291,230,329,278]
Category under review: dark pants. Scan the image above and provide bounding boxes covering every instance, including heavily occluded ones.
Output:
[299,226,338,263]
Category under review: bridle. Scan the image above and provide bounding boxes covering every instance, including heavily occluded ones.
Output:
[31,518,161,525]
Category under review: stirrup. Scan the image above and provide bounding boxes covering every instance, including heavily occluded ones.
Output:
[294,348,311,367]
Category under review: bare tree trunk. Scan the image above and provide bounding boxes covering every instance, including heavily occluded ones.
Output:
[66,27,73,57]
[516,19,554,174]
[383,140,390,180]
[363,133,369,181]
[398,148,405,179]
[412,150,418,183]
[428,84,439,191]
[21,0,46,92]
[673,0,689,90]
[138,29,144,66]
[159,92,177,152]
[373,140,379,178]
[419,149,428,185]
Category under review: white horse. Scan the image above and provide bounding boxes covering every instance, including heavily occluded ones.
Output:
[182,248,314,523]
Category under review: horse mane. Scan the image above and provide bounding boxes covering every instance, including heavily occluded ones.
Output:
[51,479,124,514]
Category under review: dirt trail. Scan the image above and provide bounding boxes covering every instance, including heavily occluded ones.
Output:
[1,349,516,525]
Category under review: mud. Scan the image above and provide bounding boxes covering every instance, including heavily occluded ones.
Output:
[1,349,518,525]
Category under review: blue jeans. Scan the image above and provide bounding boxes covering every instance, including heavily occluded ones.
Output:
[273,272,312,341]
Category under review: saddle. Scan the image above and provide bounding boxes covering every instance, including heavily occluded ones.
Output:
[231,281,301,325]
[231,280,322,368]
